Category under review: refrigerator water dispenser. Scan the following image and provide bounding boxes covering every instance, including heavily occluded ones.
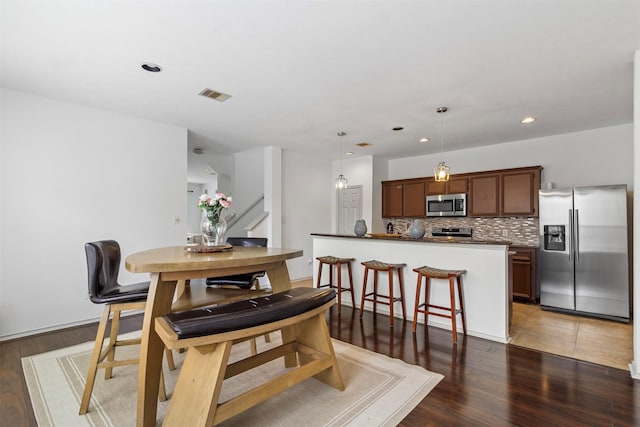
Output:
[543,225,565,251]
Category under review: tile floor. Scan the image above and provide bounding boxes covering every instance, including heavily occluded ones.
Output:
[510,302,633,370]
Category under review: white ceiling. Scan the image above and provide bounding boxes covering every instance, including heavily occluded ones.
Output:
[2,1,639,183]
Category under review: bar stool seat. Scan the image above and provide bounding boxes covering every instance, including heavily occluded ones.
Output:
[316,256,355,313]
[359,260,406,327]
[412,265,467,344]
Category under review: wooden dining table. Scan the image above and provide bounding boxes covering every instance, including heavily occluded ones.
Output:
[125,245,303,427]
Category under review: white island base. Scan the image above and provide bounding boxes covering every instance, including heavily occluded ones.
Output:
[312,234,511,343]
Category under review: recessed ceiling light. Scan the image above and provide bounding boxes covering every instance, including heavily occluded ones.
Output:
[392,127,404,131]
[521,116,536,124]
[192,148,205,155]
[141,62,162,72]
[356,142,372,147]
[345,151,354,156]
[419,137,430,143]
[199,88,232,102]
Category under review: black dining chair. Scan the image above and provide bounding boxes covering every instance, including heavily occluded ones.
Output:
[79,240,174,415]
[205,237,269,289]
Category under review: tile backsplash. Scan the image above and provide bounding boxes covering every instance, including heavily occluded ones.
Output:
[389,217,539,247]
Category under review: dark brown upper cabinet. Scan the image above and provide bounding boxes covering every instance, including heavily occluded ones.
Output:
[383,166,542,219]
[468,174,500,216]
[426,176,468,195]
[501,168,541,216]
[468,166,542,217]
[382,181,403,217]
[402,180,426,217]
[382,178,427,218]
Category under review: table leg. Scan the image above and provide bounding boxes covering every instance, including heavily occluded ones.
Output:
[174,279,190,300]
[137,273,176,427]
[265,261,292,293]
[266,262,296,367]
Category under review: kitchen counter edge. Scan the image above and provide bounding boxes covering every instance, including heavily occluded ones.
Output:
[311,233,512,246]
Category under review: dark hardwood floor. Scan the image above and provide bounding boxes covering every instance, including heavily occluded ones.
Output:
[2,306,639,426]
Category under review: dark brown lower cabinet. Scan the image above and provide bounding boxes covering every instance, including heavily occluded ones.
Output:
[511,246,537,303]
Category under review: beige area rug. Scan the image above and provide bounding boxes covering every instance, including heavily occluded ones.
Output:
[23,332,443,426]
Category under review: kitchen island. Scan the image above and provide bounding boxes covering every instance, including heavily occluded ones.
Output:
[312,233,511,343]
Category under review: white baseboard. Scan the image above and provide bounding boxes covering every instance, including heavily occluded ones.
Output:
[0,310,143,342]
[629,361,640,379]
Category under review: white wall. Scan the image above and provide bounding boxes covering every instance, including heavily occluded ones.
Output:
[233,148,265,213]
[389,124,633,190]
[0,88,187,339]
[224,148,265,238]
[631,49,639,379]
[187,183,204,235]
[372,156,389,233]
[264,146,282,247]
[216,172,232,195]
[282,149,332,280]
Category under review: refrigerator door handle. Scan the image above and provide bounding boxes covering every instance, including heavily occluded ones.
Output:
[574,209,579,262]
[568,209,573,262]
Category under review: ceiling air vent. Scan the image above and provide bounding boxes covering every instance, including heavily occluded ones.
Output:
[198,88,232,102]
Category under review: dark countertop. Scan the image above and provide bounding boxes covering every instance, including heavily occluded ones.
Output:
[311,233,512,246]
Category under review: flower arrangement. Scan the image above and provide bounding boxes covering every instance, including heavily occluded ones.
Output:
[198,192,232,223]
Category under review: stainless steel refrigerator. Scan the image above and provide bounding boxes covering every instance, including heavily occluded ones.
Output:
[539,184,630,321]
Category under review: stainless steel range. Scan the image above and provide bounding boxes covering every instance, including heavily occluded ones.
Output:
[431,227,473,237]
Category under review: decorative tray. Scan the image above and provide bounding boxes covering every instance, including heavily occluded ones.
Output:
[367,233,404,238]
[184,244,233,253]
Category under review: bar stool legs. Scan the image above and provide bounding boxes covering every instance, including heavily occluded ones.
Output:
[413,266,467,344]
[316,256,355,313]
[359,260,406,327]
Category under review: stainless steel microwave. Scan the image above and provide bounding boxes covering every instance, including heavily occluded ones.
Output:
[426,193,467,217]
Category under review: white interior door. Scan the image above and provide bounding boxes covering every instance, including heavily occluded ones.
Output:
[337,186,362,234]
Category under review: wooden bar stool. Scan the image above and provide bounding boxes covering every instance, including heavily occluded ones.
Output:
[412,265,467,344]
[316,256,355,313]
[359,260,406,327]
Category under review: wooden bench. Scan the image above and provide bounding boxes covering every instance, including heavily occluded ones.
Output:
[154,287,345,427]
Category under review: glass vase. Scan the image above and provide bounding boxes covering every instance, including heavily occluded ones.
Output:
[200,211,227,246]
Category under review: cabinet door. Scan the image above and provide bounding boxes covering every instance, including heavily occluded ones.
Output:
[447,177,468,194]
[426,176,467,195]
[382,182,403,217]
[511,247,537,303]
[502,170,539,216]
[469,175,499,216]
[426,180,446,196]
[403,181,426,217]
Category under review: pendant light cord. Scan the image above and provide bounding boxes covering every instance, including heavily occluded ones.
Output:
[437,106,447,162]
[338,131,346,174]
[339,132,343,174]
[335,131,348,189]
[439,111,444,162]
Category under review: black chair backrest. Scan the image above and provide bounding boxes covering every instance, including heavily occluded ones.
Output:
[85,240,150,304]
[226,237,267,248]
[85,240,122,303]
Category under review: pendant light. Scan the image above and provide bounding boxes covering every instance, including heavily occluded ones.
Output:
[335,131,348,190]
[434,107,450,182]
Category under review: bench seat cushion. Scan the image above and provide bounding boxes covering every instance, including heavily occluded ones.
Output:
[164,287,336,339]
